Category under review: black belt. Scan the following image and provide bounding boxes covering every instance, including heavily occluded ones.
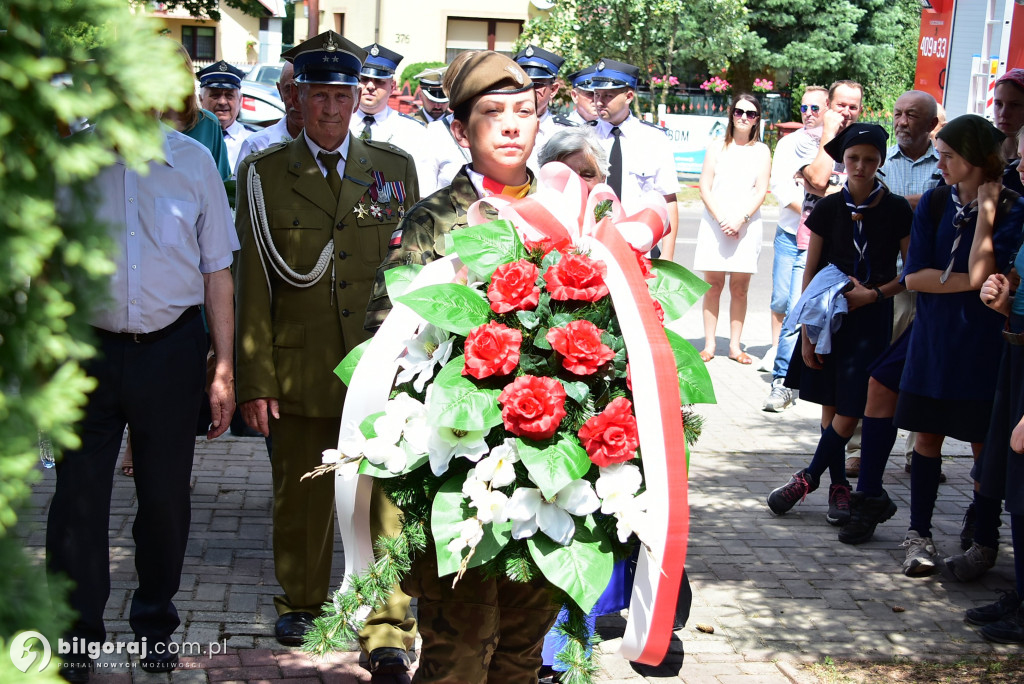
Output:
[93,306,201,344]
[1003,328,1024,347]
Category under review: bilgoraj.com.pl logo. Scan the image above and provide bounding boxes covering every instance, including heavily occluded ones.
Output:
[8,631,225,674]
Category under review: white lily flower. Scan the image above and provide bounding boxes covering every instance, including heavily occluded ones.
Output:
[472,489,510,524]
[396,324,455,393]
[596,463,644,515]
[427,425,489,476]
[462,468,488,500]
[447,516,484,555]
[337,421,368,459]
[475,439,519,488]
[613,490,651,544]
[504,479,600,546]
[363,437,408,473]
[321,448,341,465]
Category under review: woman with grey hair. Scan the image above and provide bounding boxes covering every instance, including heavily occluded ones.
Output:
[539,126,609,191]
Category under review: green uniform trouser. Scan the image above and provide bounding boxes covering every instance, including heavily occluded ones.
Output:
[402,547,559,683]
[270,413,416,652]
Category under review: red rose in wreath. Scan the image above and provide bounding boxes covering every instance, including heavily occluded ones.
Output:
[487,259,540,314]
[543,253,609,302]
[498,375,567,441]
[578,396,640,467]
[463,321,522,379]
[546,320,615,375]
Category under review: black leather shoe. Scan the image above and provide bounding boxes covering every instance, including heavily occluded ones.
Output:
[57,657,92,683]
[139,640,179,674]
[368,647,411,674]
[275,611,316,646]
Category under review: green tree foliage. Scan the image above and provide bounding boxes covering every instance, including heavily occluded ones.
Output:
[400,60,446,92]
[129,0,270,22]
[0,0,190,657]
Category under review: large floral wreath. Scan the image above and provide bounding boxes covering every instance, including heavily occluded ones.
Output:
[304,164,715,679]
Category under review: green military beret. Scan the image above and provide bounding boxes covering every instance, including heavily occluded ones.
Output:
[443,50,532,110]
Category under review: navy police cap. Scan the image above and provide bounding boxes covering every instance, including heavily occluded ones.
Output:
[589,58,639,90]
[362,43,403,79]
[566,64,597,91]
[513,45,564,81]
[291,31,366,86]
[197,61,245,89]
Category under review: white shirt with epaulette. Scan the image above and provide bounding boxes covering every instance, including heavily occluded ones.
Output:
[594,114,679,211]
[358,106,431,189]
[421,113,471,196]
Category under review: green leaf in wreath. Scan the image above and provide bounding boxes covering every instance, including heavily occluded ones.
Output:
[383,264,424,299]
[541,248,561,273]
[648,260,711,322]
[533,328,552,350]
[527,514,614,614]
[432,475,513,577]
[450,220,527,278]
[395,283,492,335]
[517,435,592,500]
[664,328,717,405]
[334,338,373,386]
[357,449,429,479]
[559,379,590,405]
[519,353,553,376]
[516,309,541,330]
[359,411,386,439]
[429,356,503,430]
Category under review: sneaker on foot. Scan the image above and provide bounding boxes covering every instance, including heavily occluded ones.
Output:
[944,541,997,582]
[966,590,1021,626]
[844,456,861,478]
[980,606,1024,644]
[826,483,852,526]
[757,346,776,372]
[762,380,794,413]
[959,502,976,551]
[901,530,937,577]
[838,489,898,545]
[767,469,819,515]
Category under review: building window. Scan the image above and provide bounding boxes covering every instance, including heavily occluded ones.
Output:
[182,26,216,61]
[445,18,522,63]
[334,13,344,35]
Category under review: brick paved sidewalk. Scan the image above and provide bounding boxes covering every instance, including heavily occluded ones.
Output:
[17,327,1020,683]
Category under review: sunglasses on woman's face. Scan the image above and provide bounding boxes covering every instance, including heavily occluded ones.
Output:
[732,107,758,120]
[800,104,821,113]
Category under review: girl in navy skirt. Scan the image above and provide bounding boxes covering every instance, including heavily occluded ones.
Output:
[894,115,1024,577]
[768,123,912,525]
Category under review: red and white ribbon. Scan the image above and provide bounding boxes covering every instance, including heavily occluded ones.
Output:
[337,163,687,665]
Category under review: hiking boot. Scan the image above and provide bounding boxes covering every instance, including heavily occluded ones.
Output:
[901,530,937,576]
[838,489,898,545]
[966,590,1021,626]
[826,483,852,526]
[960,503,976,551]
[845,456,860,478]
[767,469,819,515]
[980,606,1024,644]
[944,542,997,582]
[762,379,794,412]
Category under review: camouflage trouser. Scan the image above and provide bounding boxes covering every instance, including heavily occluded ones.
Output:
[402,548,560,683]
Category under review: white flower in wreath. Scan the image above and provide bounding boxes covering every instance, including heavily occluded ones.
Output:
[474,438,519,488]
[504,479,600,546]
[321,448,342,465]
[336,421,368,460]
[364,393,428,473]
[462,470,510,524]
[396,324,455,392]
[595,462,643,515]
[612,490,650,544]
[427,424,490,476]
[447,516,485,555]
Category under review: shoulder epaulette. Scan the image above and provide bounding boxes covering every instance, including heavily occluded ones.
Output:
[552,114,577,127]
[639,119,668,133]
[250,140,289,161]
[365,138,413,157]
[242,123,259,133]
[399,112,427,127]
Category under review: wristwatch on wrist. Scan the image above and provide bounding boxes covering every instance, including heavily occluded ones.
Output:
[742,213,751,223]
[873,286,884,302]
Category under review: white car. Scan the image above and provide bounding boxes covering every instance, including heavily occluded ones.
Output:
[238,81,284,127]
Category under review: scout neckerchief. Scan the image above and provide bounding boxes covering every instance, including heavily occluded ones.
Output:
[842,179,885,283]
[482,176,531,199]
[940,183,979,284]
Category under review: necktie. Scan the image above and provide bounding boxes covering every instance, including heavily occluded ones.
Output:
[586,120,597,127]
[608,126,622,197]
[318,151,343,199]
[841,180,884,283]
[222,129,229,139]
[941,184,979,284]
[361,115,374,140]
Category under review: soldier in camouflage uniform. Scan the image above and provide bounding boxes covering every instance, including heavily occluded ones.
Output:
[367,51,561,683]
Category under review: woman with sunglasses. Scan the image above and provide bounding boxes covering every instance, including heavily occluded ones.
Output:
[694,93,771,363]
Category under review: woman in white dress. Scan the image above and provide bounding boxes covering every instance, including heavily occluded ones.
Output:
[694,93,771,363]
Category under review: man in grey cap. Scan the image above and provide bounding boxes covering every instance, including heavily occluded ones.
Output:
[198,60,255,172]
[412,67,449,124]
[234,30,419,672]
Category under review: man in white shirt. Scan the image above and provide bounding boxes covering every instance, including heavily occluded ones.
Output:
[589,58,679,259]
[565,65,598,126]
[513,45,574,170]
[235,61,303,174]
[198,61,255,173]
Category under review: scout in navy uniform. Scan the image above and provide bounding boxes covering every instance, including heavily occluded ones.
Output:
[197,60,255,173]
[412,67,449,124]
[565,64,598,126]
[514,45,572,170]
[234,30,420,674]
[589,58,680,259]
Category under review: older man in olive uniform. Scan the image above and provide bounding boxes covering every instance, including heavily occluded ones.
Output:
[234,30,419,674]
